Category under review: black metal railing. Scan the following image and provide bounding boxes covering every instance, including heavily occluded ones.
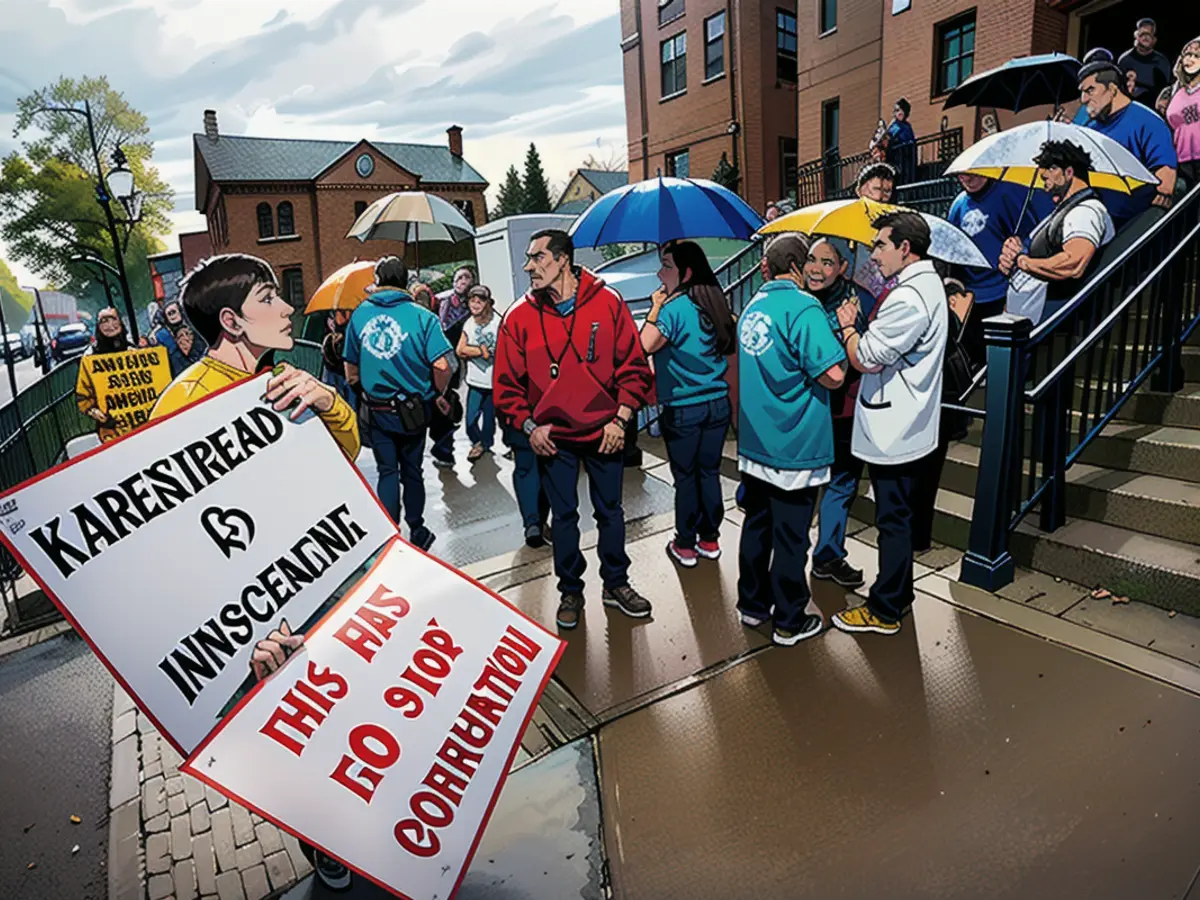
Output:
[894,177,961,219]
[960,186,1200,592]
[795,128,963,206]
[715,239,765,317]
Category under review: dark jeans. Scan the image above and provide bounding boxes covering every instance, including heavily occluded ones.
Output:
[503,426,550,530]
[466,387,495,450]
[538,442,630,595]
[912,413,964,553]
[866,457,926,623]
[1179,160,1199,195]
[737,474,819,632]
[660,396,730,548]
[814,416,865,565]
[368,409,428,532]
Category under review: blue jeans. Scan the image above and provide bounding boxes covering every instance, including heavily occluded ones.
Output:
[503,426,550,530]
[368,409,428,534]
[867,458,924,623]
[538,442,629,595]
[465,387,495,450]
[660,397,730,549]
[737,474,818,632]
[814,417,865,565]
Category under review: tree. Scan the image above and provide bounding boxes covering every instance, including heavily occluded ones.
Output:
[581,146,627,172]
[521,143,552,214]
[0,258,34,330]
[711,152,740,192]
[493,165,525,220]
[0,76,174,328]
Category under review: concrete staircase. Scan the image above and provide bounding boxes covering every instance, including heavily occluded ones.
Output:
[852,335,1200,616]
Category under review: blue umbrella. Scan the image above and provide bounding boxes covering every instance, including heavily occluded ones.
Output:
[943,52,1080,113]
[569,176,765,247]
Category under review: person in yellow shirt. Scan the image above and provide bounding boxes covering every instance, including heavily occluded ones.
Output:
[75,307,130,443]
[150,253,359,460]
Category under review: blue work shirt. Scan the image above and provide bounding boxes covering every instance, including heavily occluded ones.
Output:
[737,280,846,471]
[947,180,1054,307]
[1087,101,1177,229]
[888,119,915,146]
[343,289,453,401]
[653,293,729,407]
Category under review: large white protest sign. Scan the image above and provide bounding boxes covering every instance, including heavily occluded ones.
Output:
[0,374,396,755]
[181,538,565,900]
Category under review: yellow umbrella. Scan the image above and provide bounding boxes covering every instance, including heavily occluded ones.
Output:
[302,261,377,315]
[757,197,897,244]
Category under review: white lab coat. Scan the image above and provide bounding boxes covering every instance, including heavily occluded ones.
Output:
[851,259,948,466]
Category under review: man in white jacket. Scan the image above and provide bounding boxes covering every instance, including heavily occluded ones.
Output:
[831,211,948,635]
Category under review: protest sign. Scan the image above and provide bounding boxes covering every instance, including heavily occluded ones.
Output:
[84,346,173,436]
[0,373,396,755]
[181,538,565,900]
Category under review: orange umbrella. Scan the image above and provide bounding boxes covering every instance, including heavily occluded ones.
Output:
[302,260,376,315]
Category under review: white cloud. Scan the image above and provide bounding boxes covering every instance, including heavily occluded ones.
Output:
[0,0,628,287]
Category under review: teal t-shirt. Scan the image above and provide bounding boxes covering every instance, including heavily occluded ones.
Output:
[653,294,729,407]
[737,280,846,471]
[344,290,453,401]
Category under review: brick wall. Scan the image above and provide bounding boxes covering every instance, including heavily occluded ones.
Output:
[178,231,213,276]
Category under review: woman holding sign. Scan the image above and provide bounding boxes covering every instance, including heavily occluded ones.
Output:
[75,307,131,443]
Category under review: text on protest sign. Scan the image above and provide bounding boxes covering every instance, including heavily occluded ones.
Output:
[87,347,173,436]
[0,374,396,755]
[181,539,565,900]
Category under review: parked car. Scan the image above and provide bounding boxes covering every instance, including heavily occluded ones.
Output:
[50,322,92,362]
[2,332,25,362]
[20,322,49,359]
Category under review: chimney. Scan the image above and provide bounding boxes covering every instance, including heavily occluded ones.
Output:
[447,125,463,158]
[204,110,218,142]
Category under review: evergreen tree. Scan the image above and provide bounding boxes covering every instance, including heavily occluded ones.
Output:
[494,165,525,219]
[521,143,552,214]
[711,152,740,192]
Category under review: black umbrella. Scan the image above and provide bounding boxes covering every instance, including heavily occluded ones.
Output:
[943,52,1081,113]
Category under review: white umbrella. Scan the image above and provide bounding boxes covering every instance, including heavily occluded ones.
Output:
[945,121,1158,194]
[346,192,476,244]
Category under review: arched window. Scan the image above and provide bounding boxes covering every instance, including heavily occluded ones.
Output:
[256,202,273,239]
[277,201,295,236]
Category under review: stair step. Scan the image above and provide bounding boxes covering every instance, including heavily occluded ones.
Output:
[1106,383,1200,430]
[852,487,1200,615]
[941,442,1200,545]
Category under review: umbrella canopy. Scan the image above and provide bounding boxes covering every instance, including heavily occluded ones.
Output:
[303,260,377,315]
[569,176,764,247]
[943,53,1081,113]
[945,121,1158,194]
[347,192,476,244]
[760,197,991,268]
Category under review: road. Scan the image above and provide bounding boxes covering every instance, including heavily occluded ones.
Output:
[0,356,55,406]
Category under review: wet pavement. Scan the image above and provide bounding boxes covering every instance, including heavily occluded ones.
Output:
[0,632,112,900]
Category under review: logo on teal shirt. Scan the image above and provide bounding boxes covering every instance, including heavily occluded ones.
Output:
[739,310,773,357]
[361,315,409,360]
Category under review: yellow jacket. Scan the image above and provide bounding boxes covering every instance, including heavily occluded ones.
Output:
[150,356,360,459]
[75,350,118,443]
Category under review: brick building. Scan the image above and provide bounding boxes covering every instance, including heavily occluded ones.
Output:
[192,111,488,311]
[621,0,800,214]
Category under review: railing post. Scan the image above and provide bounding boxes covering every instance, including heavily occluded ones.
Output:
[1151,214,1185,394]
[1038,350,1070,533]
[960,313,1031,592]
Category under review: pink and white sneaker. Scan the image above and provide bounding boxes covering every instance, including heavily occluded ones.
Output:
[696,539,721,560]
[666,539,699,568]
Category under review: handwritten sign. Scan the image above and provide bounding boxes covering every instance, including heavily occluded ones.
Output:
[0,374,396,755]
[181,539,565,900]
[87,347,172,436]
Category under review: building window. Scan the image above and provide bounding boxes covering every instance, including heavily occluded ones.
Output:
[822,99,840,155]
[658,0,684,26]
[281,268,305,308]
[276,201,295,236]
[666,149,690,179]
[661,32,687,98]
[353,200,368,222]
[820,0,837,33]
[704,12,725,80]
[776,9,797,83]
[935,12,976,95]
[256,202,273,239]
[452,199,476,224]
[780,137,799,200]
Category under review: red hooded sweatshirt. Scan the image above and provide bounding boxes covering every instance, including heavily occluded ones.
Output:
[493,267,654,445]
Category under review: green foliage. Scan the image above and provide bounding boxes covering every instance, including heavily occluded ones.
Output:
[0,258,34,330]
[711,153,740,192]
[521,144,552,214]
[0,76,174,328]
[494,166,525,220]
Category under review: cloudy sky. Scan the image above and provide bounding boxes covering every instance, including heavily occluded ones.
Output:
[0,0,627,287]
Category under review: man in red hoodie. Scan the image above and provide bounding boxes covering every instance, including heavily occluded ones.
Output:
[494,230,654,631]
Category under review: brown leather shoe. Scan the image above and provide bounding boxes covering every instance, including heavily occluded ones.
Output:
[556,593,584,630]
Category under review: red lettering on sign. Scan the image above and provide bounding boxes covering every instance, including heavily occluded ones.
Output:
[259,662,348,757]
[329,723,401,805]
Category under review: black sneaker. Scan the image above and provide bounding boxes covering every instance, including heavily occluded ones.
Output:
[812,558,865,588]
[772,614,824,646]
[556,593,584,630]
[313,850,353,892]
[411,527,436,552]
[524,524,546,549]
[602,585,652,619]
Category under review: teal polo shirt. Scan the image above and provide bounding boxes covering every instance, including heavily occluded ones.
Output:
[654,293,729,407]
[343,289,453,401]
[737,280,846,471]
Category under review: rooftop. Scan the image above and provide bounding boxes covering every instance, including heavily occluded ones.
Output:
[577,169,628,196]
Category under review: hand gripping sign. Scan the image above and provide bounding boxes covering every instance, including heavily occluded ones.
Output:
[0,373,397,755]
[181,539,565,900]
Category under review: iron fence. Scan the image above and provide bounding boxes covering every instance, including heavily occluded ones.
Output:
[795,128,963,206]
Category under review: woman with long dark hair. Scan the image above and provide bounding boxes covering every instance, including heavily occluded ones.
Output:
[641,239,736,567]
[74,307,129,443]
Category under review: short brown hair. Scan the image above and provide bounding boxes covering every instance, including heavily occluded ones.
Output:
[179,253,277,346]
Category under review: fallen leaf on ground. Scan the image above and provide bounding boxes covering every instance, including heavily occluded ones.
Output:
[1169,611,1177,618]
[71,845,79,855]
[1091,588,1112,599]
[69,815,80,824]
[1112,595,1130,605]
[22,824,34,833]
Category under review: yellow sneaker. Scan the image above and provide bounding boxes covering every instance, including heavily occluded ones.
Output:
[832,605,900,636]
